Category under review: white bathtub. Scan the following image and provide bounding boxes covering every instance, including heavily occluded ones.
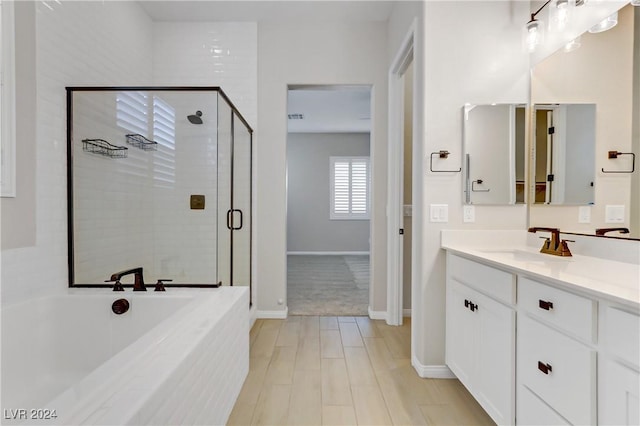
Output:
[1,287,249,425]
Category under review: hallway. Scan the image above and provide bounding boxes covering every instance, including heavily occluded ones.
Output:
[287,255,369,316]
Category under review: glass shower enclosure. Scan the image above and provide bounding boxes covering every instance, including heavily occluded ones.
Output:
[66,87,252,301]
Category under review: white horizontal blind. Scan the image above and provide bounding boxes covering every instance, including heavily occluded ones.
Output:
[330,156,370,220]
[152,96,176,187]
[116,91,148,136]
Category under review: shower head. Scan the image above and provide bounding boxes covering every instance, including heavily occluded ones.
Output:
[187,110,203,125]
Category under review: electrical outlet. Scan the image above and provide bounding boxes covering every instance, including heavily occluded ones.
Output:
[578,206,591,224]
[463,205,475,223]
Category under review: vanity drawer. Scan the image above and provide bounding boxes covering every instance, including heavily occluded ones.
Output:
[448,254,515,305]
[602,306,640,368]
[517,385,570,426]
[519,277,596,343]
[517,314,596,425]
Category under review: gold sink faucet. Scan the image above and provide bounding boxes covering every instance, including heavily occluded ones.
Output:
[528,227,573,257]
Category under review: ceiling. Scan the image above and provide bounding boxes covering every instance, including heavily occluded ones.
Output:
[138,1,396,23]
[138,1,383,133]
[287,86,371,133]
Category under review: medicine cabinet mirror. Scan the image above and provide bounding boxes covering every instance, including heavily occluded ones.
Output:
[529,4,638,239]
[463,103,527,205]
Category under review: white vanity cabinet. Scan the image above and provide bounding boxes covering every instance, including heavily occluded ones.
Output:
[516,278,597,425]
[445,254,516,425]
[598,305,640,425]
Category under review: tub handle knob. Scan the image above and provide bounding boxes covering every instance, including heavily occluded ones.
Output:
[155,279,172,292]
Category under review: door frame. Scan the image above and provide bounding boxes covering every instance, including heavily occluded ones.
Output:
[387,20,416,326]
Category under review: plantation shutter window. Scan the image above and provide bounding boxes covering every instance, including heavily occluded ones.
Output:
[330,156,370,220]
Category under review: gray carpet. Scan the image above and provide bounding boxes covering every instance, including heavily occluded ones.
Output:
[287,255,370,316]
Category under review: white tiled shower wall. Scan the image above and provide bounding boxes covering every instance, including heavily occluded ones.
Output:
[2,4,258,304]
[152,22,258,129]
[1,2,153,305]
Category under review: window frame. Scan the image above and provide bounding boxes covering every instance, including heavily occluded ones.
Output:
[329,156,371,220]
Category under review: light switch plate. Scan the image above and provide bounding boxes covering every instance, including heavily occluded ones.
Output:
[578,206,591,224]
[605,205,625,223]
[403,204,412,217]
[463,205,475,223]
[430,204,448,223]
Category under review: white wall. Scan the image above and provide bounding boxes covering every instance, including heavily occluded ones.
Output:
[257,20,388,316]
[1,2,153,306]
[415,0,529,369]
[287,133,370,253]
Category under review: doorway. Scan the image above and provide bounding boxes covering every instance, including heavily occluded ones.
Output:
[285,85,372,315]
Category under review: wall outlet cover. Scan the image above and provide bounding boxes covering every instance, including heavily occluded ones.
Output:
[578,206,591,224]
[463,205,475,223]
[430,204,448,223]
[605,205,625,223]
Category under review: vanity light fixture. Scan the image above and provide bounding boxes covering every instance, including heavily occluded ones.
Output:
[549,0,574,32]
[631,0,640,6]
[588,11,618,33]
[525,0,551,53]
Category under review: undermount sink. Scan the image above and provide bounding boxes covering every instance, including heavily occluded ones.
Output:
[478,248,572,263]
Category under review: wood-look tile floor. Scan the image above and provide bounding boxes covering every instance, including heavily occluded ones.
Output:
[228,316,495,425]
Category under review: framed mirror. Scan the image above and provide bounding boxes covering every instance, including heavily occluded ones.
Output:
[463,103,527,205]
[529,4,638,239]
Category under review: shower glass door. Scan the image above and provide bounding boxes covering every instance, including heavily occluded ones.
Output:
[231,112,252,293]
[216,95,232,286]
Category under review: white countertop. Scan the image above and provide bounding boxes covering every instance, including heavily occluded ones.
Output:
[441,230,640,309]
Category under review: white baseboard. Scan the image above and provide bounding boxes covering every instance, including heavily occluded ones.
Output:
[287,251,370,256]
[403,309,411,317]
[256,307,288,319]
[411,355,456,379]
[368,306,386,320]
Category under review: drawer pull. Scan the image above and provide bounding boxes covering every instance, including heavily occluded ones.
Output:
[470,303,478,312]
[539,299,554,311]
[537,361,553,375]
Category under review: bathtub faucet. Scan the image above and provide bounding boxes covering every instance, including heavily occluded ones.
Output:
[109,267,146,291]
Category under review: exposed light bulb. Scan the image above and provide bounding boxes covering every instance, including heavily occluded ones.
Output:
[588,11,618,33]
[526,20,543,53]
[549,0,573,32]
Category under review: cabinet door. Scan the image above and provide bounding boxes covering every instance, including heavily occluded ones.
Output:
[599,359,640,426]
[446,279,477,386]
[475,291,515,425]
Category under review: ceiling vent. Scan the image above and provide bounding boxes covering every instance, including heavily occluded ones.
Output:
[288,113,304,120]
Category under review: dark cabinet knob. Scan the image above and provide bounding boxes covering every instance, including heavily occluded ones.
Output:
[538,361,553,374]
[464,299,470,308]
[539,300,554,310]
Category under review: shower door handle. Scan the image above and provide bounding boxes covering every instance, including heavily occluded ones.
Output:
[232,209,243,230]
[227,209,243,230]
[226,209,233,230]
